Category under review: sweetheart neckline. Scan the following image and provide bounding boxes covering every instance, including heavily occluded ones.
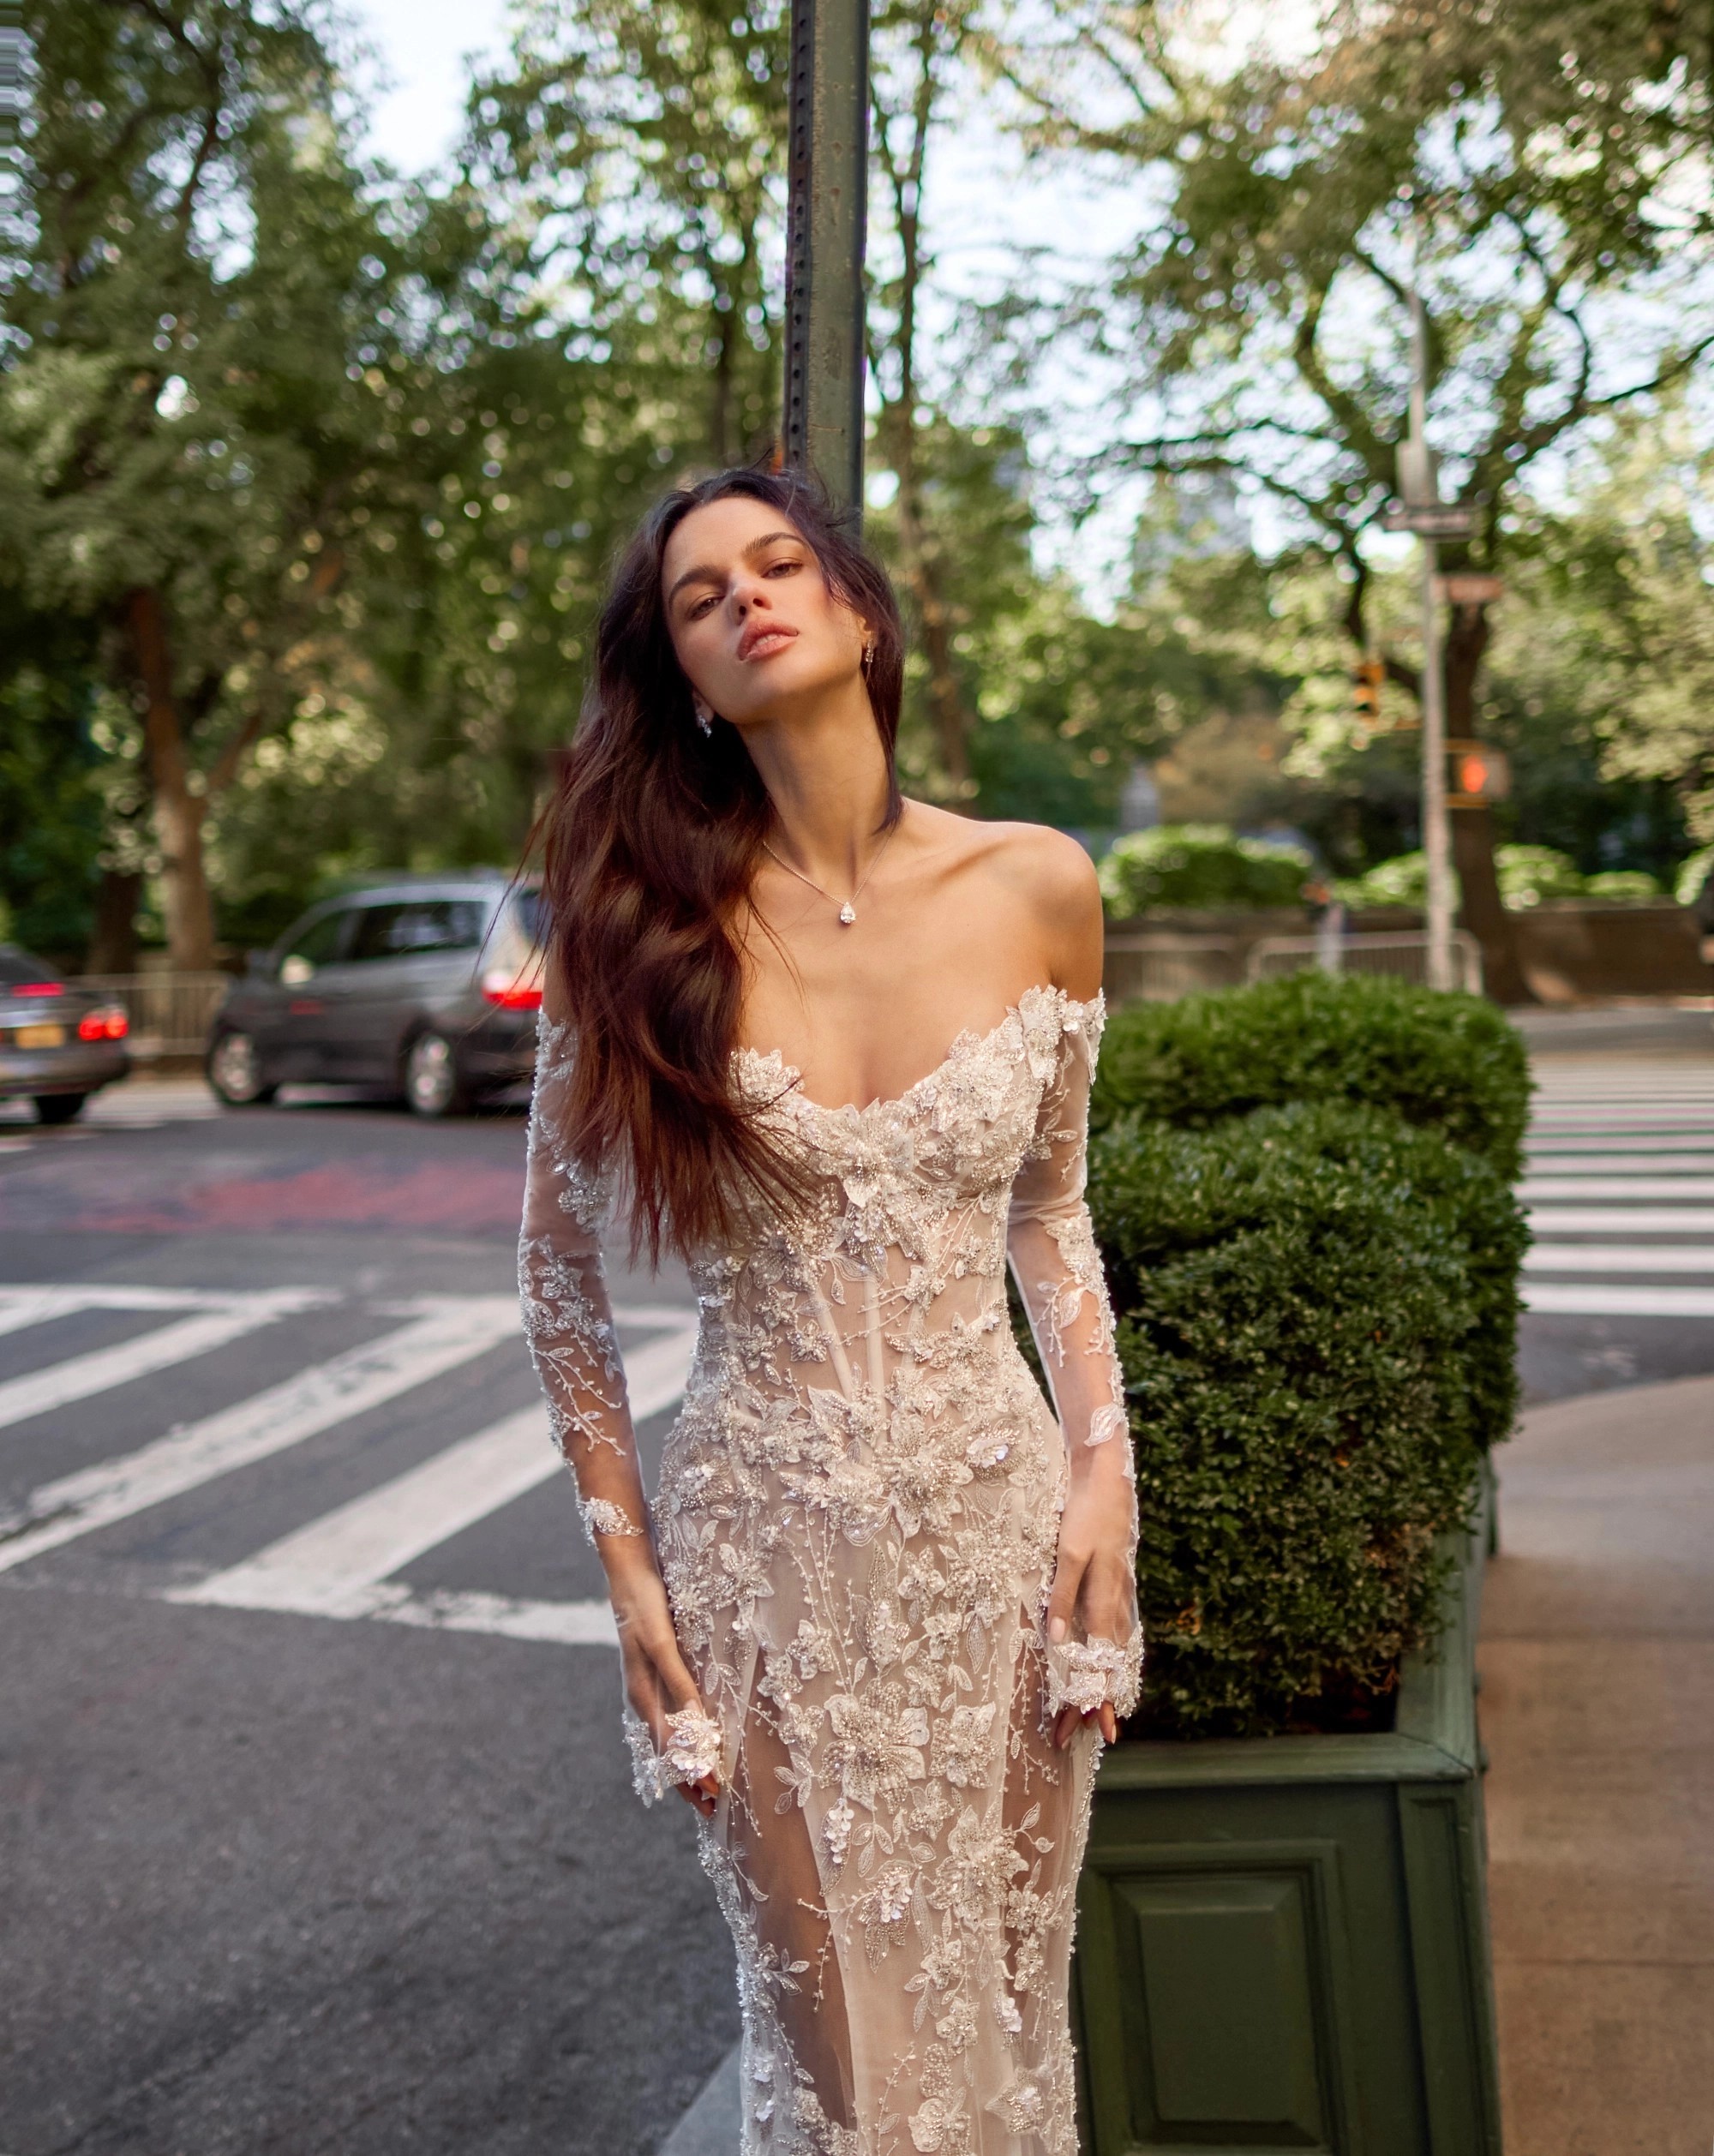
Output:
[733,982,1104,1120]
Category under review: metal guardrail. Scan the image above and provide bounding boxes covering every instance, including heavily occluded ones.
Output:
[1102,934,1241,1003]
[1244,930,1484,995]
[76,973,230,1059]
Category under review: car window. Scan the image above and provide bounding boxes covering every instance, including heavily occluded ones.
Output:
[280,909,351,971]
[348,899,487,961]
[512,888,548,948]
[0,948,61,989]
[347,904,408,962]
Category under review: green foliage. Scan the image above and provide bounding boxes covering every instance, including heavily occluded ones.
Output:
[1677,844,1714,907]
[1338,845,1666,912]
[1582,871,1664,902]
[1097,823,1310,916]
[1495,844,1591,908]
[1090,1103,1491,1736]
[0,600,111,956]
[1092,971,1533,1179]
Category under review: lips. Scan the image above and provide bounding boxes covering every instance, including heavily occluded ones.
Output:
[737,621,798,662]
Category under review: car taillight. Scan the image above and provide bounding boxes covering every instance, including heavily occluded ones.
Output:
[481,970,543,1010]
[78,1007,129,1041]
[13,982,63,997]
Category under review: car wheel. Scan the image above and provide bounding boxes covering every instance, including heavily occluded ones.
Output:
[404,1030,468,1118]
[33,1093,87,1126]
[207,1029,278,1106]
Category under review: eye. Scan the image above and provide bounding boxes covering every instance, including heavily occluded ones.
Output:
[686,591,720,620]
[764,555,801,578]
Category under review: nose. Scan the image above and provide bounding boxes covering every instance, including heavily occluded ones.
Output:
[730,570,772,619]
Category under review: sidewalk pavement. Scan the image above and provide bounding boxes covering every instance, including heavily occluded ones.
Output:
[1480,1369,1714,2154]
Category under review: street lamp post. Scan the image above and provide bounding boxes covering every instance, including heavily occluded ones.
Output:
[1384,271,1470,993]
[782,0,870,515]
[1404,288,1455,994]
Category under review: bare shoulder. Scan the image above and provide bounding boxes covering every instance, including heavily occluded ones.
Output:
[902,803,1104,995]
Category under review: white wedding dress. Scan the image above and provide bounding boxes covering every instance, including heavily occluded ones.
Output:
[519,984,1141,2156]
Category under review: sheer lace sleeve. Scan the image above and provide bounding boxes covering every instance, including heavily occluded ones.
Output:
[1010,993,1143,1719]
[1007,996,1128,1453]
[518,1009,650,1548]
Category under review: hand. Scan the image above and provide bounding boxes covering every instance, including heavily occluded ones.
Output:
[1045,1466,1137,1752]
[608,1556,721,1818]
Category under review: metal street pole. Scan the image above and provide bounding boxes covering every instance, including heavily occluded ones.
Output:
[1407,278,1456,993]
[782,0,870,516]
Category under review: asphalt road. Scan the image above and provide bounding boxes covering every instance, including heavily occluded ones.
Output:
[4,1052,1713,2156]
[0,1084,733,2156]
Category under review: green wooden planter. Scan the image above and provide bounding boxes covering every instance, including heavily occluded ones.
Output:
[1074,1490,1501,2155]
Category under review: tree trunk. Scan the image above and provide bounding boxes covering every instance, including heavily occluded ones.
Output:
[126,586,217,973]
[1443,602,1532,1004]
[85,868,143,975]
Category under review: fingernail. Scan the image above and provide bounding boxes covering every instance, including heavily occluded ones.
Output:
[1048,1617,1067,1644]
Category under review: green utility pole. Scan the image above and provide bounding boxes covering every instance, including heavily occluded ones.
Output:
[782,0,869,514]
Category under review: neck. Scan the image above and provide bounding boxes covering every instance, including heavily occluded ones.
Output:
[741,675,893,883]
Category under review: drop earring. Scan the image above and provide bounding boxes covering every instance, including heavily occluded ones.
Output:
[693,696,714,737]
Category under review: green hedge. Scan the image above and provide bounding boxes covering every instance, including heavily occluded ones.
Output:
[1098,823,1312,915]
[1091,970,1532,1181]
[1091,1103,1499,1736]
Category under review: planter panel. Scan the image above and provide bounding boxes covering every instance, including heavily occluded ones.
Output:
[1074,1522,1501,2156]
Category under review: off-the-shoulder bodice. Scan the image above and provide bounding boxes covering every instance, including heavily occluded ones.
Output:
[517,978,1138,2156]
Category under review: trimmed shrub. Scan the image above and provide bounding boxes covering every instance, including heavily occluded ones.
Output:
[1099,823,1311,915]
[1092,969,1532,1181]
[1090,1103,1489,1737]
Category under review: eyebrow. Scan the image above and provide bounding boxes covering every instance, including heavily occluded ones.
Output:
[666,530,806,608]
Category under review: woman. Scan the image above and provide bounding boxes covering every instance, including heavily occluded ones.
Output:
[519,464,1140,2156]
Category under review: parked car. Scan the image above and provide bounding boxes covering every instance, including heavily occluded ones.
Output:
[206,873,545,1117]
[0,946,131,1123]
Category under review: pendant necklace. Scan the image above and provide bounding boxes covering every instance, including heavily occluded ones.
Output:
[762,823,899,926]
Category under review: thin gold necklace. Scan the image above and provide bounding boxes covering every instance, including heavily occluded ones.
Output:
[762,822,899,926]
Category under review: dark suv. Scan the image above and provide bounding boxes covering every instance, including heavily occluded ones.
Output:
[207,874,544,1117]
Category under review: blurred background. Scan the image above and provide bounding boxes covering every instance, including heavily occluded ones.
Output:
[4,0,1712,1008]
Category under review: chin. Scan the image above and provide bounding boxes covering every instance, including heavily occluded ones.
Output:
[728,650,858,718]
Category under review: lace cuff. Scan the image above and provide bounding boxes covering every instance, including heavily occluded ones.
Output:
[624,1703,723,1806]
[579,1494,646,1542]
[1045,1627,1144,1720]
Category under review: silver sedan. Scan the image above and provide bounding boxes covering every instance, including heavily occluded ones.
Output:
[0,946,132,1123]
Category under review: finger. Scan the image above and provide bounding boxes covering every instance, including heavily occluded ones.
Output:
[1100,1703,1118,1745]
[1045,1550,1088,1645]
[1052,1704,1077,1751]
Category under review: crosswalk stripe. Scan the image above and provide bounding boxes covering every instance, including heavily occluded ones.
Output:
[0,1297,521,1575]
[373,1588,618,1645]
[1526,1207,1714,1233]
[1524,1281,1714,1319]
[0,1290,329,1429]
[1523,1151,1714,1170]
[0,1283,254,1321]
[176,1323,698,1624]
[1519,1176,1714,1199]
[1524,1244,1714,1273]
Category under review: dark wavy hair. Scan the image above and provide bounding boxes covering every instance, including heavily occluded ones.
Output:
[536,464,906,1262]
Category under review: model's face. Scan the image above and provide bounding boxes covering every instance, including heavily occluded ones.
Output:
[662,495,869,728]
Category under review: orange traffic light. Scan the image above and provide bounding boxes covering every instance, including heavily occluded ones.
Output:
[1352,657,1384,719]
[1446,741,1511,806]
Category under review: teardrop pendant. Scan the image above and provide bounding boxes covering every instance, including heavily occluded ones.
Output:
[837,901,857,925]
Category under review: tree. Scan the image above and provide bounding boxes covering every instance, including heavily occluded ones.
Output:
[868,0,986,796]
[0,0,499,969]
[469,0,787,472]
[996,0,1714,996]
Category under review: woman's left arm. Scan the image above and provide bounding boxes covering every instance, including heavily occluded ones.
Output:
[1005,841,1142,1746]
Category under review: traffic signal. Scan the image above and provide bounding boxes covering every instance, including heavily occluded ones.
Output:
[1352,657,1384,719]
[1446,741,1511,806]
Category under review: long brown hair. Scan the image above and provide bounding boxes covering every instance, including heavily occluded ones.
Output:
[538,464,906,1262]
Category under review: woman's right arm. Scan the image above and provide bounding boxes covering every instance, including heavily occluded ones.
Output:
[518,979,720,1816]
